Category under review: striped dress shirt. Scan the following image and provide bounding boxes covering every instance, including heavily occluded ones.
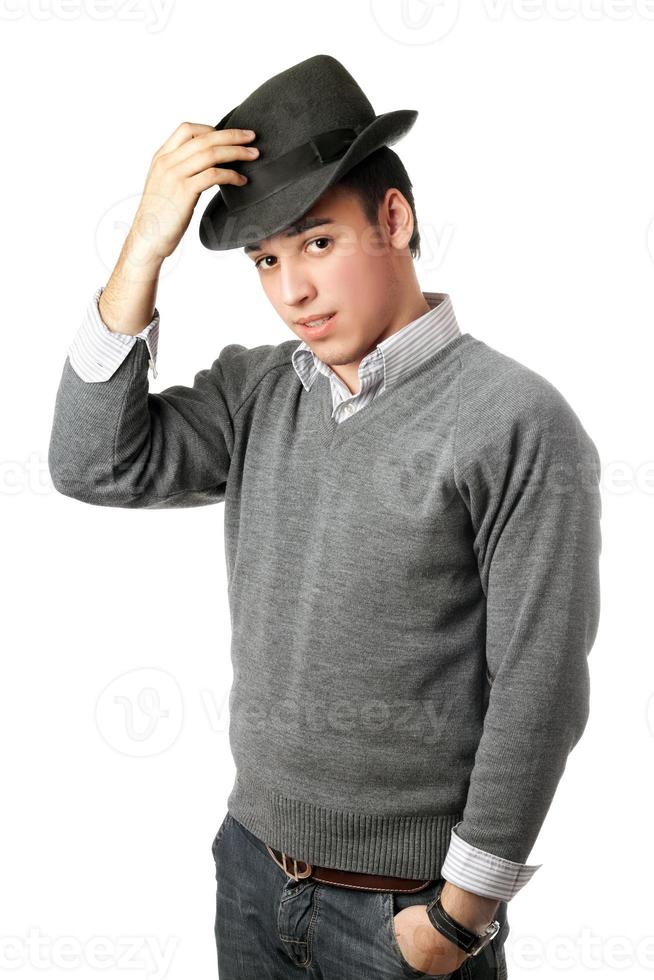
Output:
[65,286,541,900]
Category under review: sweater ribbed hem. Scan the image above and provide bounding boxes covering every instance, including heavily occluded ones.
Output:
[227,770,462,879]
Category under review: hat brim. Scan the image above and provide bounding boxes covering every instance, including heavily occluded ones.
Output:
[199,108,418,251]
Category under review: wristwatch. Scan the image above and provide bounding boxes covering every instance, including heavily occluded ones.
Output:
[425,882,500,958]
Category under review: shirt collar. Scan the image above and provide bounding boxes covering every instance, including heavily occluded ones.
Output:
[291,292,460,394]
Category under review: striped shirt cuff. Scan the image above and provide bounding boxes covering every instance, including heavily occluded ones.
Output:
[67,286,160,383]
[440,822,542,902]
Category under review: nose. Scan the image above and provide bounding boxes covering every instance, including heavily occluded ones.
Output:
[279,264,316,311]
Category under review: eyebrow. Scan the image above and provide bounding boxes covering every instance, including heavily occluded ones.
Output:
[243,217,335,256]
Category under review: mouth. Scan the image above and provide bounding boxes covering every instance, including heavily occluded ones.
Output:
[299,313,337,338]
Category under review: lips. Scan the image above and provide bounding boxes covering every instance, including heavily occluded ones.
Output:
[300,313,337,337]
[299,313,335,327]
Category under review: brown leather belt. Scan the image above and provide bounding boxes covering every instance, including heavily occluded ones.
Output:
[265,842,433,893]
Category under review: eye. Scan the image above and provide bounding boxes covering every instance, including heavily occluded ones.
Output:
[308,236,332,253]
[254,236,333,272]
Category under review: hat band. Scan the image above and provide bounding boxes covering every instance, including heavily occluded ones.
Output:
[220,121,369,213]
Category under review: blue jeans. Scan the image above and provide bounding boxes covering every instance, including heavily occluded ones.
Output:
[212,810,510,979]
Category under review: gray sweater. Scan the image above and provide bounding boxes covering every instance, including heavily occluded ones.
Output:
[48,325,602,883]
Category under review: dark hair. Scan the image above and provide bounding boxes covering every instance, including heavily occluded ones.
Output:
[332,145,421,260]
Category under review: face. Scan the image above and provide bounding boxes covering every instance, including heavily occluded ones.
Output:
[242,184,418,375]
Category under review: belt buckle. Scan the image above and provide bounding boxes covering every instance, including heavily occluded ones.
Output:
[265,843,313,881]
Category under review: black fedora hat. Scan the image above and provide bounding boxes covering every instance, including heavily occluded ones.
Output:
[198,53,418,252]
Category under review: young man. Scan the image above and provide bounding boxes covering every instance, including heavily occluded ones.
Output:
[49,55,602,980]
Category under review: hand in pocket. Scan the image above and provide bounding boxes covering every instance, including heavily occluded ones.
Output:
[393,903,468,976]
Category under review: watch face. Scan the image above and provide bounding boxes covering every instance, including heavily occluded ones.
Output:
[470,919,500,956]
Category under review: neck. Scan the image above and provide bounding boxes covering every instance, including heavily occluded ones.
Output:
[329,287,431,394]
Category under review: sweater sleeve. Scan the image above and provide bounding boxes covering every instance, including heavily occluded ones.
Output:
[48,307,252,509]
[452,372,602,880]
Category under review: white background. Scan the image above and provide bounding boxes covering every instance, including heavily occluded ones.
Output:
[2,1,652,978]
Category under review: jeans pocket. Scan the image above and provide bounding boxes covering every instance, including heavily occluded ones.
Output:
[385,884,466,979]
[211,810,232,859]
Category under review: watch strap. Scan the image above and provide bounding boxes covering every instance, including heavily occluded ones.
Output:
[425,883,500,956]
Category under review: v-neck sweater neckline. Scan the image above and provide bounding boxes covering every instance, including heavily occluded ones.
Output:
[315,331,473,448]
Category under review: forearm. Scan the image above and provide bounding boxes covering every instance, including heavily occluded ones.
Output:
[99,221,163,334]
[440,881,500,932]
